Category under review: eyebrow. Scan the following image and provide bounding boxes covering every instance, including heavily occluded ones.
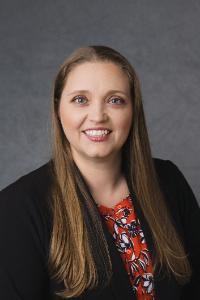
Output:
[65,89,129,97]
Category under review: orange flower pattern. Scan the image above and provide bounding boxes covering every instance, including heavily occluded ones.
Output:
[98,194,155,300]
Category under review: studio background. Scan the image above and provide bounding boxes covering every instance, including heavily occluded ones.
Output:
[0,0,199,204]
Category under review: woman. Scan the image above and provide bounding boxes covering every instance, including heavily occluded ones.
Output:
[0,45,199,300]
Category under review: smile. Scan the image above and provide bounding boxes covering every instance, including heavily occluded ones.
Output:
[83,130,111,142]
[84,129,111,137]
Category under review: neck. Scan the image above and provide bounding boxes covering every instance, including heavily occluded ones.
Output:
[73,152,123,196]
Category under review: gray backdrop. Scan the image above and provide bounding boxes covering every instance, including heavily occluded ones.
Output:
[0,0,199,204]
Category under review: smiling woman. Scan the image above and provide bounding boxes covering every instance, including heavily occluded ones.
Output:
[58,61,133,163]
[0,45,199,300]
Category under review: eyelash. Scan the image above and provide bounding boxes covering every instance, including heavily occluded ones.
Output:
[72,95,125,105]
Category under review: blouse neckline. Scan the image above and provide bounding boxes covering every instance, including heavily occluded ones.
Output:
[97,193,131,211]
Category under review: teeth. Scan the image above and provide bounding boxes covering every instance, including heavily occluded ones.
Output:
[84,129,110,136]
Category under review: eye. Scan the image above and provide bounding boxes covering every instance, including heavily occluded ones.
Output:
[72,95,87,104]
[109,97,125,105]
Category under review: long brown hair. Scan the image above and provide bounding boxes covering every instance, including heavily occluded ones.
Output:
[48,45,191,298]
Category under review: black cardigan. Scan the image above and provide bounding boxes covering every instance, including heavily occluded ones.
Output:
[0,158,199,300]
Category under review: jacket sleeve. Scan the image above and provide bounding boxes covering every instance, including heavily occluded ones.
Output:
[0,181,49,300]
[166,160,200,300]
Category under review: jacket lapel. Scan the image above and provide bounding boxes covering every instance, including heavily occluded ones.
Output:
[98,173,155,300]
[101,218,137,300]
[125,175,155,256]
[124,161,182,300]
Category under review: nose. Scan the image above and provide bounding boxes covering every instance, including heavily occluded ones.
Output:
[88,102,108,122]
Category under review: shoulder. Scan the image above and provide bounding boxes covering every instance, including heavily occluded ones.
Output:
[152,157,198,204]
[153,156,185,181]
[1,159,53,197]
[152,159,200,300]
[153,156,199,207]
[0,161,54,297]
[0,160,54,244]
[0,160,53,209]
[153,157,195,197]
[152,157,199,232]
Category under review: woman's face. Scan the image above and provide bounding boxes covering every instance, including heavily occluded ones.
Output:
[59,61,133,162]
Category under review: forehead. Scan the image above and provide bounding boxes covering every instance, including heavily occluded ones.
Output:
[63,61,130,92]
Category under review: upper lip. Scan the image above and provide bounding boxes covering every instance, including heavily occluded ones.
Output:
[82,127,112,132]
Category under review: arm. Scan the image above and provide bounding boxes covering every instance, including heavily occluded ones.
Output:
[166,160,200,300]
[0,182,49,300]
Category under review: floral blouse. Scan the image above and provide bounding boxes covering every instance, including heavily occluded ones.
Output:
[98,194,155,300]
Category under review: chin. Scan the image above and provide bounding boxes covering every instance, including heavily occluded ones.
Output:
[86,153,109,158]
[86,150,115,159]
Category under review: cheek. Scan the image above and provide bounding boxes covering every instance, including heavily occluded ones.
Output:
[60,116,81,135]
[59,104,80,130]
[60,117,80,143]
[118,111,133,133]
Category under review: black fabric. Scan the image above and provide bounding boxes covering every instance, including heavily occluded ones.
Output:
[0,158,199,300]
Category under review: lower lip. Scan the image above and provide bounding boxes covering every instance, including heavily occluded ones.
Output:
[83,132,111,142]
